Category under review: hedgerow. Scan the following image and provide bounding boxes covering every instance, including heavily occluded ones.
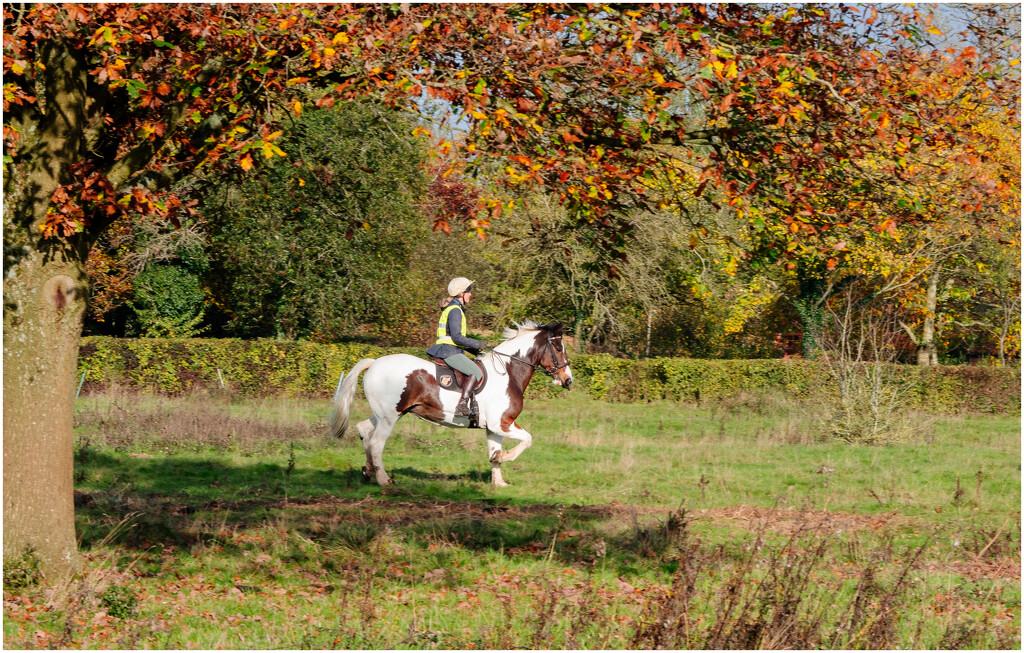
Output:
[77,337,1020,414]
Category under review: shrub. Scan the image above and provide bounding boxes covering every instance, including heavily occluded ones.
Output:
[3,549,42,590]
[101,584,139,619]
[76,337,1020,413]
[129,265,207,338]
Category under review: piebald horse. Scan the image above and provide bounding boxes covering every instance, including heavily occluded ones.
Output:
[329,321,573,486]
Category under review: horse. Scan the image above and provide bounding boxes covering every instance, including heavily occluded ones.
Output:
[329,320,573,487]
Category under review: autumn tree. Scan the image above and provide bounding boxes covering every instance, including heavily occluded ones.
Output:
[201,102,430,342]
[5,3,1016,580]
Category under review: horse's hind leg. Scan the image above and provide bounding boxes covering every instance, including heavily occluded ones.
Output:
[355,419,374,440]
[363,414,398,486]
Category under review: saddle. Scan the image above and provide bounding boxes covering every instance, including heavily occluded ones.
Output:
[431,357,488,395]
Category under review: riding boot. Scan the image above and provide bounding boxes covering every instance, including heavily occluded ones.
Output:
[455,374,479,417]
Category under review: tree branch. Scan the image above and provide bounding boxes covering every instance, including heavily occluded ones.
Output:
[104,56,226,190]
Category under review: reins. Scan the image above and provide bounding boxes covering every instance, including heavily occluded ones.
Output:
[487,334,569,378]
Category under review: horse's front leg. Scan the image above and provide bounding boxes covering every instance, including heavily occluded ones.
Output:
[496,421,533,463]
[486,423,534,486]
[486,432,508,487]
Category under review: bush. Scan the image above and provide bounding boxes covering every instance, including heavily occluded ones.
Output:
[129,265,207,338]
[77,337,1020,413]
[3,549,42,590]
[101,585,139,619]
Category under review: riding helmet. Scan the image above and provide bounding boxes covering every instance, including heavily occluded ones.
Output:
[447,277,474,296]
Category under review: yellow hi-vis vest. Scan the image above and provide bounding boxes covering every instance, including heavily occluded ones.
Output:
[435,304,466,346]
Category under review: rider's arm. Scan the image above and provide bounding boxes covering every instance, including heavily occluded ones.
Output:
[448,307,486,352]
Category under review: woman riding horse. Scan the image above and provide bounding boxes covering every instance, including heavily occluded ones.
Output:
[426,277,486,418]
[330,319,573,486]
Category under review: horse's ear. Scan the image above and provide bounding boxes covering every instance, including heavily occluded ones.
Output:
[544,322,563,336]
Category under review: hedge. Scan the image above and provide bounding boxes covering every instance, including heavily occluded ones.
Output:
[77,337,1020,414]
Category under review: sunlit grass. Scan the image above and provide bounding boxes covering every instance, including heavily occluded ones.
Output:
[4,389,1015,649]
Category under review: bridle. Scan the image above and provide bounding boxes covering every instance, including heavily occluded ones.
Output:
[489,333,570,378]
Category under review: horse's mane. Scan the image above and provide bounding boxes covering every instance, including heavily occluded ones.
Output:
[502,320,561,341]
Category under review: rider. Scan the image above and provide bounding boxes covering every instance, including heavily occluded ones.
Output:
[427,277,487,417]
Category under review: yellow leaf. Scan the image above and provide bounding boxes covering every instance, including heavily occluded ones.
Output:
[926,25,943,35]
[470,110,487,120]
[292,100,302,117]
[333,32,350,45]
[265,130,283,141]
[239,154,253,171]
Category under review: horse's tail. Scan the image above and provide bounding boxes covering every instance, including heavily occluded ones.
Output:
[329,358,375,439]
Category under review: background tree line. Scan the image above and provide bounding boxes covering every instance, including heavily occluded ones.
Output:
[84,98,1019,365]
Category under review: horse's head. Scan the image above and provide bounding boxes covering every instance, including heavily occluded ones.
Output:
[497,320,574,389]
[534,322,573,390]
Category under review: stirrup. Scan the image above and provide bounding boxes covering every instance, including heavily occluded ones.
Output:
[455,399,473,417]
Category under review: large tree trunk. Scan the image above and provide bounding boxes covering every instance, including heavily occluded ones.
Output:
[3,35,91,581]
[3,247,87,581]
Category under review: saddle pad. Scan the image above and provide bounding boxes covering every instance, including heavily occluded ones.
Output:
[432,358,487,394]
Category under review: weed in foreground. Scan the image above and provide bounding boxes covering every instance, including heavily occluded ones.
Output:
[3,549,42,591]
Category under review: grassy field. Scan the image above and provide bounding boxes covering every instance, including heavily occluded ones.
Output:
[3,389,1020,649]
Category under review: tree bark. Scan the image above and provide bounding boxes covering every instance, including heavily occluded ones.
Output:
[3,247,87,581]
[916,269,939,366]
[3,35,91,581]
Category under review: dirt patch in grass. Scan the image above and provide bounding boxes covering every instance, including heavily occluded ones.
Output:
[690,504,908,535]
[74,491,1019,580]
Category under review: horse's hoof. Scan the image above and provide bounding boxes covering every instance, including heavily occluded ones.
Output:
[493,480,509,487]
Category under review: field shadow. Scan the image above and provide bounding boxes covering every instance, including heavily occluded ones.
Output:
[73,449,644,566]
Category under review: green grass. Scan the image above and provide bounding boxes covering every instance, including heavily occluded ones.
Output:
[3,390,1020,649]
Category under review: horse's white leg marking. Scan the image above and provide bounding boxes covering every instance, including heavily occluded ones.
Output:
[355,419,374,440]
[491,463,506,487]
[361,416,379,479]
[485,432,509,487]
[486,431,503,463]
[366,415,398,486]
[496,422,533,463]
